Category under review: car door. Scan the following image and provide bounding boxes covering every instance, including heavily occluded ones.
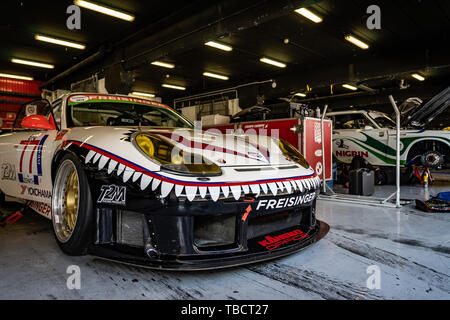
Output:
[332,113,382,165]
[0,100,58,204]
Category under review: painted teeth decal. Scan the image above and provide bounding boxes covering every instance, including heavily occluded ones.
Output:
[267,182,278,196]
[93,152,102,164]
[151,178,161,191]
[132,172,142,182]
[260,183,268,195]
[296,179,304,192]
[199,186,207,198]
[160,181,174,198]
[107,160,118,174]
[230,185,242,200]
[185,186,197,202]
[122,169,134,182]
[84,149,317,202]
[175,184,184,197]
[250,184,260,197]
[283,181,292,194]
[221,186,230,198]
[140,175,152,190]
[85,150,96,164]
[276,181,285,192]
[98,155,109,170]
[209,186,220,202]
[117,163,125,176]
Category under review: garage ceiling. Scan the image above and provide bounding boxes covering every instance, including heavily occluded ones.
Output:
[2,0,450,108]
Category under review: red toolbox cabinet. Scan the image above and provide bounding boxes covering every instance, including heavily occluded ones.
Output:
[204,117,333,181]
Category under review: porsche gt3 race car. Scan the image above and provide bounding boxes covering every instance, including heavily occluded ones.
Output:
[0,93,329,270]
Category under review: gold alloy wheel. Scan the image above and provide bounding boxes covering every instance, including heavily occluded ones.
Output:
[64,170,79,232]
[52,160,81,243]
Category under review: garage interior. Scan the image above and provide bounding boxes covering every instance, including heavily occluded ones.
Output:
[0,0,449,300]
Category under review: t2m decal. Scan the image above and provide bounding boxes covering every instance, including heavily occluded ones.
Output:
[17,134,49,185]
[1,163,16,181]
[258,229,309,251]
[97,185,126,205]
[20,185,52,199]
[255,192,316,211]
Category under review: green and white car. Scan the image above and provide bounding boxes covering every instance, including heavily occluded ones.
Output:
[327,109,450,169]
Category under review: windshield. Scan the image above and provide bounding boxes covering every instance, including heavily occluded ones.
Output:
[66,95,193,129]
[370,114,396,128]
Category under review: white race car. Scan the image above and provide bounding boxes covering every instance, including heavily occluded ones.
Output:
[0,93,328,270]
[328,87,450,171]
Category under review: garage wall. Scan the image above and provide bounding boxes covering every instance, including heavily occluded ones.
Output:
[181,98,241,122]
[0,77,43,128]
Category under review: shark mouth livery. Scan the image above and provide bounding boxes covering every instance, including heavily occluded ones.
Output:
[0,93,329,270]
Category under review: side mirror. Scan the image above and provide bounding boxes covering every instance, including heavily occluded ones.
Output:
[21,115,56,130]
[364,125,374,130]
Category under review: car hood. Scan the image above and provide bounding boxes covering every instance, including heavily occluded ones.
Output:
[400,86,450,128]
[66,126,306,168]
[63,126,318,201]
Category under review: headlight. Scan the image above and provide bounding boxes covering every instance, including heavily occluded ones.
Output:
[278,139,310,169]
[135,133,222,176]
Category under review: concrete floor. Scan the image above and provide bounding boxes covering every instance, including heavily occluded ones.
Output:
[0,184,449,300]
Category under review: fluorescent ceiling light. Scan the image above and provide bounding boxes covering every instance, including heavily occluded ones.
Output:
[203,72,229,80]
[260,57,286,68]
[345,35,369,49]
[204,41,233,52]
[411,73,425,81]
[294,92,306,97]
[74,0,135,21]
[11,58,54,69]
[294,8,322,23]
[131,91,155,98]
[35,34,85,50]
[342,84,358,91]
[151,61,175,69]
[0,73,33,81]
[162,84,186,91]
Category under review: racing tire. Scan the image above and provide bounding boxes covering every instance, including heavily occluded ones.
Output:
[51,153,94,255]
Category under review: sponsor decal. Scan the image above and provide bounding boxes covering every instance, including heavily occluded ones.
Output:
[315,162,322,176]
[28,201,52,218]
[17,134,49,185]
[97,185,126,205]
[314,122,321,143]
[335,150,369,158]
[20,185,52,199]
[314,149,323,157]
[25,105,37,116]
[1,163,16,181]
[336,139,349,149]
[255,192,316,211]
[67,94,168,109]
[258,229,309,250]
[69,95,89,102]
